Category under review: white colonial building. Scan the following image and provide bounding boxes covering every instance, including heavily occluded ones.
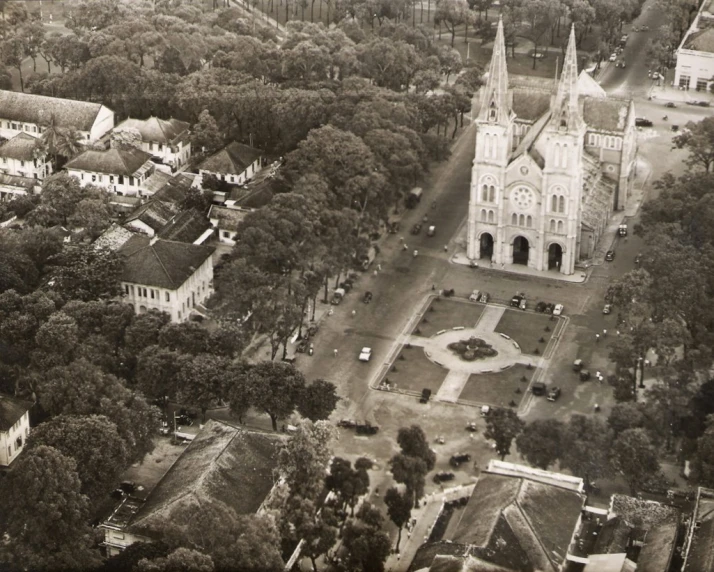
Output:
[0,393,32,467]
[208,205,248,245]
[0,132,52,180]
[674,0,714,90]
[198,142,264,186]
[64,147,157,197]
[112,116,191,171]
[0,90,114,143]
[467,21,636,275]
[118,235,214,323]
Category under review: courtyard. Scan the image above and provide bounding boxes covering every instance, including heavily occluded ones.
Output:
[378,296,563,410]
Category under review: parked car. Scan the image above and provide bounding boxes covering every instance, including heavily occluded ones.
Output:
[296,340,309,353]
[411,223,422,235]
[363,291,373,304]
[337,419,356,428]
[359,347,372,362]
[618,224,628,236]
[535,301,547,313]
[665,102,676,108]
[547,387,561,402]
[605,250,615,261]
[465,422,478,432]
[480,405,491,417]
[573,359,584,372]
[340,280,353,293]
[553,303,564,316]
[544,302,555,314]
[510,295,523,307]
[635,254,642,265]
[635,117,653,127]
[449,453,472,467]
[331,288,346,305]
[469,290,481,302]
[603,303,612,314]
[531,382,547,396]
[519,298,527,310]
[427,225,436,237]
[479,292,490,303]
[387,221,400,234]
[420,388,432,404]
[175,414,193,426]
[433,471,456,484]
[609,53,617,61]
[355,423,379,435]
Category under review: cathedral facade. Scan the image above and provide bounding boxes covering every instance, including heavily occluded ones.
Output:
[467,21,637,275]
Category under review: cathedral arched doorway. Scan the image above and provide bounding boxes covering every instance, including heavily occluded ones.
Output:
[512,236,529,265]
[548,243,563,270]
[479,233,494,260]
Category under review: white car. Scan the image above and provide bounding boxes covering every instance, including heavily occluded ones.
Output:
[359,347,372,362]
[609,53,617,62]
[553,303,564,316]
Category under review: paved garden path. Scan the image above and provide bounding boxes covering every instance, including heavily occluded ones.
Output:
[473,305,505,333]
[435,370,471,402]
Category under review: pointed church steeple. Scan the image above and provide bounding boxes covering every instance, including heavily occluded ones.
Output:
[551,25,582,131]
[477,17,510,124]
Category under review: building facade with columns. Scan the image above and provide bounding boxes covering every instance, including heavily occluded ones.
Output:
[467,22,637,275]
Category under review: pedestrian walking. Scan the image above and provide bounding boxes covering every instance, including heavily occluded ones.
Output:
[377,263,382,271]
[443,245,448,252]
[413,249,418,257]
[596,333,600,343]
[333,349,338,357]
[403,243,408,251]
[351,310,356,317]
[616,330,620,336]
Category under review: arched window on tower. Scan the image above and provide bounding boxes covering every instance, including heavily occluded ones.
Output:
[526,215,532,228]
[562,144,568,168]
[482,184,488,201]
[549,219,555,232]
[480,209,487,222]
[489,102,497,122]
[488,185,495,202]
[511,213,517,225]
[551,194,558,212]
[519,214,525,226]
[557,220,564,233]
[488,210,495,223]
[559,196,565,213]
[553,143,560,167]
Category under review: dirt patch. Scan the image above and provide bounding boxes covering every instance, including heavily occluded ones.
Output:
[383,346,447,394]
[495,310,559,356]
[411,298,486,338]
[458,364,535,407]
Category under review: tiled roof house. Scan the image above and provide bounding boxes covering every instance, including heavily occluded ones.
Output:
[0,133,52,199]
[0,90,114,142]
[208,204,248,245]
[113,116,191,171]
[118,234,214,322]
[100,420,284,556]
[198,142,264,186]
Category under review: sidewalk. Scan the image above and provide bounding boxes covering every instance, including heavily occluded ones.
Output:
[649,82,714,105]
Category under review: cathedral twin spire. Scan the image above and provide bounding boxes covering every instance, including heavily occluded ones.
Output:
[477,17,510,124]
[478,21,582,130]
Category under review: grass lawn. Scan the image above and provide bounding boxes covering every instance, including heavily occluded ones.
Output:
[383,345,447,394]
[458,363,534,407]
[495,310,559,356]
[412,298,486,338]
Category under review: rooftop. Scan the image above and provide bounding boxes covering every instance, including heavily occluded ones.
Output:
[683,487,714,571]
[0,173,36,190]
[93,223,135,252]
[152,173,196,203]
[208,205,248,232]
[114,116,190,145]
[118,234,214,290]
[511,90,552,122]
[0,90,108,131]
[0,393,33,432]
[65,147,153,177]
[0,132,40,161]
[582,97,631,132]
[157,209,211,243]
[198,142,264,175]
[125,199,180,234]
[124,420,284,538]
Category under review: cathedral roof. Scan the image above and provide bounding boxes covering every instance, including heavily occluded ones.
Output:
[577,70,607,98]
[512,91,552,122]
[512,111,550,169]
[582,97,631,132]
[580,153,614,230]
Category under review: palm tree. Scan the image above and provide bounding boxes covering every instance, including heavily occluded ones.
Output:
[39,113,83,167]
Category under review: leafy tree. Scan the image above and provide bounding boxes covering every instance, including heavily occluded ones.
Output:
[325,456,369,515]
[434,0,475,46]
[28,414,129,501]
[299,508,338,572]
[397,424,436,470]
[1,34,27,91]
[33,311,79,365]
[484,408,525,461]
[36,173,84,224]
[46,244,123,302]
[384,487,412,551]
[190,109,223,156]
[673,116,714,173]
[298,378,339,421]
[124,310,172,358]
[389,453,427,508]
[158,321,211,355]
[0,446,99,571]
[610,428,661,496]
[341,513,391,572]
[176,353,229,421]
[515,418,564,470]
[559,414,613,486]
[100,542,171,572]
[135,346,184,403]
[136,548,214,572]
[607,402,647,434]
[278,419,337,499]
[242,360,307,430]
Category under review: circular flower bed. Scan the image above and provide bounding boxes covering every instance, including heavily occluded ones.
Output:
[447,337,498,361]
